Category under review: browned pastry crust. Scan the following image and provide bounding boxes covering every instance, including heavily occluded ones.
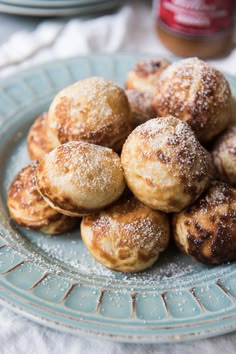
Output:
[152,57,232,143]
[81,194,170,272]
[47,77,132,152]
[27,112,60,160]
[121,116,213,213]
[212,124,236,186]
[231,97,236,123]
[35,141,126,217]
[125,89,157,128]
[173,181,236,265]
[7,164,78,234]
[126,58,170,92]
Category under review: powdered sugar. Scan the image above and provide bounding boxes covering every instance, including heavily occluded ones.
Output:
[31,231,196,287]
[36,141,125,212]
[153,57,232,142]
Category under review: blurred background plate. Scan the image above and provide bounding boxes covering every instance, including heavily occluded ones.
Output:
[0,0,122,16]
[0,0,119,8]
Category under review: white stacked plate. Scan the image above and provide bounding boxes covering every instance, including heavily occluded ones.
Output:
[0,0,122,16]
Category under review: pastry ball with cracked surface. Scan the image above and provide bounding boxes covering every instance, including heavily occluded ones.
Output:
[212,125,236,186]
[81,194,170,273]
[152,57,232,143]
[27,112,60,160]
[7,164,78,235]
[125,89,156,128]
[35,141,126,217]
[121,116,213,213]
[47,77,132,152]
[126,58,170,93]
[173,181,236,265]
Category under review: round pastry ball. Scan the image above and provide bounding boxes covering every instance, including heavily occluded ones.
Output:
[27,112,60,160]
[212,125,236,186]
[7,164,78,234]
[173,181,236,265]
[121,116,213,213]
[152,57,232,143]
[125,58,170,92]
[47,77,132,152]
[35,141,126,217]
[125,89,156,128]
[81,194,170,272]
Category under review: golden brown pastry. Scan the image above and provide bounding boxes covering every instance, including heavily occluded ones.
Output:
[8,164,78,234]
[35,141,126,217]
[173,181,236,265]
[81,194,170,273]
[27,112,60,160]
[47,77,132,152]
[212,124,236,186]
[121,116,213,213]
[125,89,156,128]
[231,97,236,123]
[125,58,170,92]
[152,57,232,143]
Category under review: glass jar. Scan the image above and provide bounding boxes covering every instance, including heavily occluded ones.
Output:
[154,0,235,58]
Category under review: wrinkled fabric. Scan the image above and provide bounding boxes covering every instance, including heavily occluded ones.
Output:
[0,0,236,353]
[0,307,236,354]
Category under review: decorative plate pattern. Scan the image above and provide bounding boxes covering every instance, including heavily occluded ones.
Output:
[0,54,236,343]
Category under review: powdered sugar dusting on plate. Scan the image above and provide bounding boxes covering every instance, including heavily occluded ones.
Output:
[30,230,196,287]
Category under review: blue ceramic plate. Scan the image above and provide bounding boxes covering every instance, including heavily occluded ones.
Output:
[0,54,236,343]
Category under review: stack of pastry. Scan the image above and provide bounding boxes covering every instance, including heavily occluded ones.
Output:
[8,58,236,272]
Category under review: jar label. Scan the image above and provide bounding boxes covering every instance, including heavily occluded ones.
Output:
[157,0,234,36]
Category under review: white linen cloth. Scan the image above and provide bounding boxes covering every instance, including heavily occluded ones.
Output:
[0,1,236,353]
